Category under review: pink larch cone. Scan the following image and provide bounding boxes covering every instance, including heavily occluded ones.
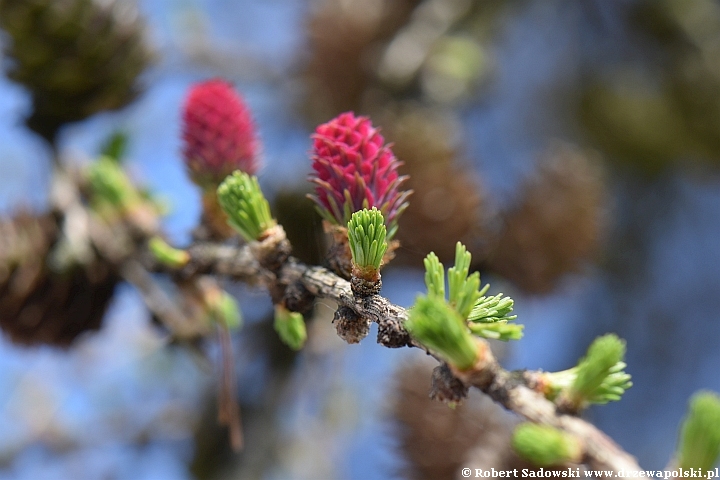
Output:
[182,79,260,187]
[308,112,411,240]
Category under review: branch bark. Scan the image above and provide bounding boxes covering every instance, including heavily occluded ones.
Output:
[159,240,641,472]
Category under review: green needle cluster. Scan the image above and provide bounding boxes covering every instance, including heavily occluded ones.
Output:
[544,361,632,406]
[560,334,631,408]
[677,391,720,472]
[468,289,516,323]
[101,131,129,162]
[512,424,581,466]
[423,252,445,299]
[447,242,480,320]
[347,208,388,273]
[405,295,479,371]
[591,361,633,404]
[419,243,523,342]
[467,289,523,341]
[217,171,276,242]
[468,321,524,341]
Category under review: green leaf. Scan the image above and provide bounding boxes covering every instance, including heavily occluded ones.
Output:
[217,171,276,242]
[677,391,720,472]
[512,424,581,466]
[210,292,243,330]
[219,292,242,330]
[405,295,479,371]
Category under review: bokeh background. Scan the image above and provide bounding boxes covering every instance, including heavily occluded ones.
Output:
[2,0,720,478]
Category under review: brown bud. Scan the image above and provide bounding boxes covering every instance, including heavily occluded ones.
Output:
[251,224,292,273]
[333,306,370,344]
[283,280,316,314]
[430,363,469,404]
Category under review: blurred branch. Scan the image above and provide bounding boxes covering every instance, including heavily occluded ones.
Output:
[119,259,203,338]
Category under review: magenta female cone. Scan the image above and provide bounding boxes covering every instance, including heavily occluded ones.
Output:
[182,79,260,187]
[181,79,261,239]
[308,112,410,240]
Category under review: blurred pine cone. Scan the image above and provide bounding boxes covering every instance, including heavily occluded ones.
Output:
[392,359,535,479]
[487,142,607,294]
[579,0,720,173]
[638,0,720,163]
[0,0,153,142]
[383,106,486,264]
[303,0,418,123]
[0,212,119,346]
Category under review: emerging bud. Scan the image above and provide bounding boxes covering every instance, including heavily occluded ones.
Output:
[308,112,411,240]
[86,156,161,234]
[148,237,189,269]
[274,305,307,351]
[182,80,260,186]
[333,305,371,344]
[677,391,720,472]
[217,172,276,243]
[430,363,469,404]
[556,334,631,412]
[512,424,582,466]
[405,295,479,371]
